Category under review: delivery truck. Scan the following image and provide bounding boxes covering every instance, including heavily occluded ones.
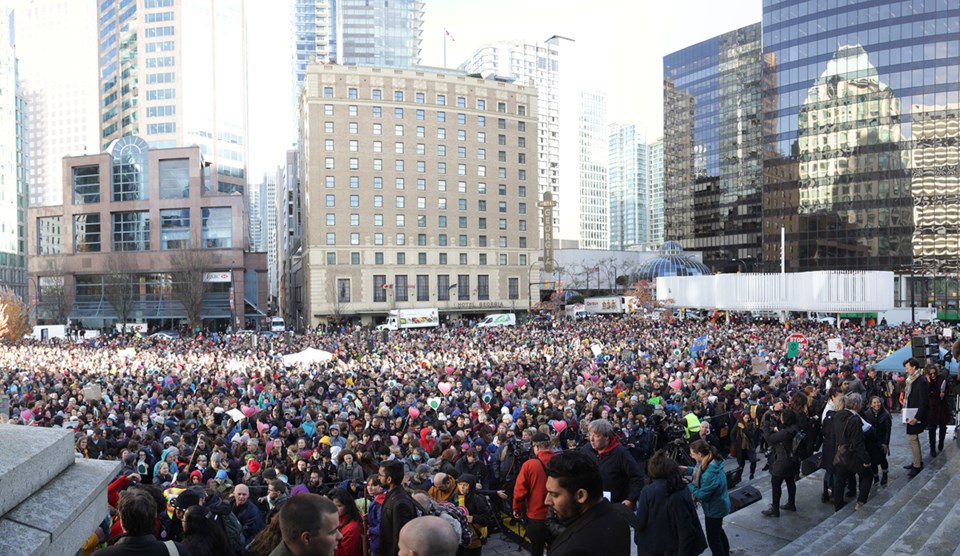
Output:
[377,308,440,331]
[584,296,639,315]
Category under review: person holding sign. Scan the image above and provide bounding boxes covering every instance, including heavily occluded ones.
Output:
[901,358,929,478]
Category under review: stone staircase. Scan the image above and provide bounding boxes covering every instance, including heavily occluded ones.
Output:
[769,438,960,556]
[0,425,120,556]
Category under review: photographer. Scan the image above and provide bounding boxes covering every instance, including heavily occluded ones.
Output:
[511,432,555,556]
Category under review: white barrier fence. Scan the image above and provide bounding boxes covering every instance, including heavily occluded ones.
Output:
[656,271,895,312]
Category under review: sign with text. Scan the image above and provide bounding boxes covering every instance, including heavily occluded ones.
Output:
[539,191,556,273]
[203,272,232,283]
[827,338,843,360]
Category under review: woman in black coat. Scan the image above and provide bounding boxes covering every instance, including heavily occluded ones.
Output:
[761,405,799,517]
[635,451,708,556]
[731,412,759,481]
[862,395,892,486]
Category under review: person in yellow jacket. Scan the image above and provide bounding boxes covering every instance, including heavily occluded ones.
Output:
[683,410,701,440]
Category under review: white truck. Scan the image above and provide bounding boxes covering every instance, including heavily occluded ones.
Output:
[584,296,639,315]
[476,313,516,328]
[377,308,440,331]
[878,307,938,326]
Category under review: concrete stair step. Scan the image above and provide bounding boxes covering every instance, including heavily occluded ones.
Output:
[0,458,120,556]
[774,441,957,556]
[882,451,960,555]
[849,449,958,556]
[0,425,76,517]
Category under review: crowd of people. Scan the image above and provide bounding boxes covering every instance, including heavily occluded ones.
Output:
[1,313,953,555]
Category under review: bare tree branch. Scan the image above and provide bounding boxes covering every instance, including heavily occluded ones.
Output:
[103,255,136,330]
[170,249,212,331]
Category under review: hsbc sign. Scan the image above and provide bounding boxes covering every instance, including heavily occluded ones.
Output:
[203,272,232,283]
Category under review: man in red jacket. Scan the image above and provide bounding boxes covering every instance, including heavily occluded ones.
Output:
[511,432,554,556]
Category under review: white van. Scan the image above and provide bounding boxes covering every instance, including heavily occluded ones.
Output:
[477,313,517,328]
[269,317,285,332]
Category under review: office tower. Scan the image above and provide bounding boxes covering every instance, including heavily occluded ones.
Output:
[277,149,302,327]
[297,65,539,326]
[648,138,664,246]
[608,123,647,251]
[13,0,99,208]
[762,0,959,279]
[0,13,26,299]
[574,90,608,249]
[459,36,578,244]
[292,0,423,93]
[663,23,763,270]
[98,0,247,195]
[27,137,266,328]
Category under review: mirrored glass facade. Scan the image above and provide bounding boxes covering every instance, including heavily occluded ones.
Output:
[761,0,960,273]
[664,24,764,270]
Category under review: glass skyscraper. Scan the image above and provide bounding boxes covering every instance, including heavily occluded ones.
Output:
[663,24,764,270]
[761,0,960,275]
[98,0,247,194]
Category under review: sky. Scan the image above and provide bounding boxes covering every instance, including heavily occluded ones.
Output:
[245,0,762,179]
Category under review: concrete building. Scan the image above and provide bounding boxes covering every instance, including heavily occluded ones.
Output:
[13,0,99,208]
[27,136,266,331]
[277,149,303,328]
[98,0,247,195]
[459,37,577,244]
[297,64,539,326]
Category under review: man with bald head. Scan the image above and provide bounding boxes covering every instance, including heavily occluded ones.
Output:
[232,483,265,541]
[398,516,460,556]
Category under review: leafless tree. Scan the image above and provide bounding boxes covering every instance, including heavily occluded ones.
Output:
[0,287,32,343]
[170,249,211,331]
[37,255,68,324]
[103,255,136,331]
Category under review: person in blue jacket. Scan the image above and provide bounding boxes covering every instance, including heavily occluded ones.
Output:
[686,439,731,556]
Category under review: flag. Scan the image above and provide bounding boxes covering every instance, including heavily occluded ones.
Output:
[380,283,394,289]
[690,334,709,354]
[448,283,458,290]
[786,341,799,359]
[445,28,455,41]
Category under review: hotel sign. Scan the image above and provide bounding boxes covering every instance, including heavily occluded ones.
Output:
[539,191,556,273]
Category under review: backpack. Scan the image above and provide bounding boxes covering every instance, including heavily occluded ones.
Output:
[414,500,473,547]
[214,510,246,556]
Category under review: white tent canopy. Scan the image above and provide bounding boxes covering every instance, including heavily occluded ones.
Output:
[281,347,333,367]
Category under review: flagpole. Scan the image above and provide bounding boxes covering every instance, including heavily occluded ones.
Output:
[443,31,447,68]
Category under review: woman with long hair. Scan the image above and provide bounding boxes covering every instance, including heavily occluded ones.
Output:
[687,439,731,556]
[329,487,364,556]
[862,395,892,486]
[180,505,228,556]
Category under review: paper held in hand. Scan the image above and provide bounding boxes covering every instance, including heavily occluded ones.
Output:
[902,408,918,424]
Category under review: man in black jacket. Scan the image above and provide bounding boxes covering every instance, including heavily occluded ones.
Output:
[902,358,930,477]
[379,460,418,556]
[544,451,631,556]
[580,419,643,508]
